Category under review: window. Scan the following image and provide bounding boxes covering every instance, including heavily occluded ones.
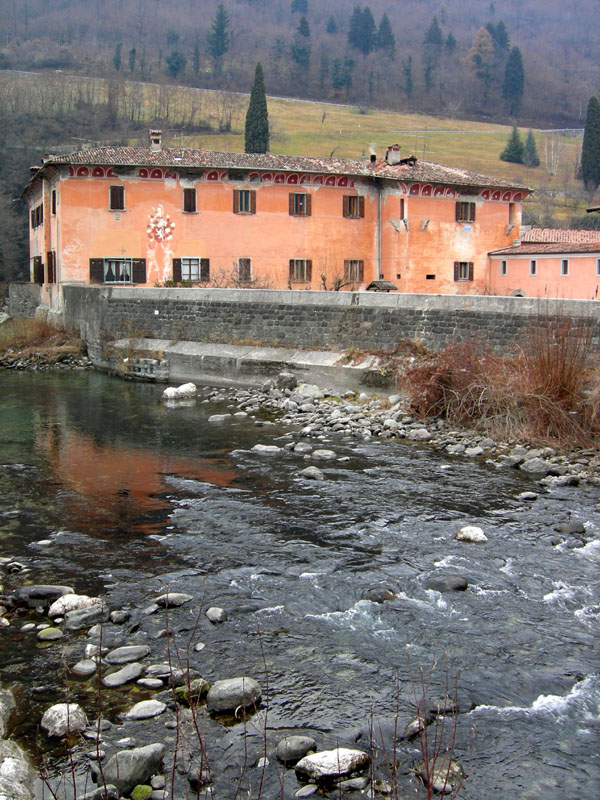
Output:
[289,193,311,216]
[530,259,537,276]
[508,202,517,226]
[399,198,405,219]
[238,257,252,282]
[425,274,436,280]
[597,258,600,277]
[455,201,476,223]
[289,258,312,282]
[109,185,125,211]
[453,261,474,281]
[32,256,43,285]
[89,258,146,284]
[183,188,197,213]
[46,251,57,284]
[344,259,364,282]
[500,260,507,276]
[233,189,256,214]
[172,258,209,282]
[31,204,43,229]
[343,195,365,219]
[51,190,57,216]
[561,259,569,276]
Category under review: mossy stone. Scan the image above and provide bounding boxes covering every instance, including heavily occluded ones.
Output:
[174,677,210,706]
[130,785,152,800]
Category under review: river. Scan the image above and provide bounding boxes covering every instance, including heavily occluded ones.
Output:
[0,371,598,799]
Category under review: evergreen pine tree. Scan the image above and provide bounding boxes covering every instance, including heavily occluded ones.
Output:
[523,129,540,167]
[445,32,456,54]
[166,50,186,79]
[375,13,395,58]
[581,96,600,193]
[347,6,363,52]
[208,3,230,71]
[297,15,310,38]
[326,16,337,35]
[360,7,376,55]
[500,125,524,163]
[502,46,524,114]
[291,16,311,72]
[423,16,443,51]
[403,55,413,97]
[113,42,122,72]
[245,62,269,154]
[128,47,136,73]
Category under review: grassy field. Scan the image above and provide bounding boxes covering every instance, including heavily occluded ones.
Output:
[3,71,592,222]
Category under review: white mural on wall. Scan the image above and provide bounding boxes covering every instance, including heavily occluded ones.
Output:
[146,205,175,283]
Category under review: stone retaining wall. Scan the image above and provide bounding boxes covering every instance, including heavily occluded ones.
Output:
[8,283,41,319]
[63,286,600,357]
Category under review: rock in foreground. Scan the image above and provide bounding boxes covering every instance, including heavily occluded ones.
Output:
[295,747,370,782]
[206,677,261,714]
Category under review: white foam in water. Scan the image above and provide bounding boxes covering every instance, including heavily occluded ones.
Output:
[574,605,600,628]
[469,675,600,720]
[543,581,578,604]
[575,538,600,558]
[305,599,378,627]
[299,572,325,580]
[255,605,284,615]
[499,557,515,575]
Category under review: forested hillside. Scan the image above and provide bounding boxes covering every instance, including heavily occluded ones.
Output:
[0,0,597,126]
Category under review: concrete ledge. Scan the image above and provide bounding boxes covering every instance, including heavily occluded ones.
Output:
[111,338,387,391]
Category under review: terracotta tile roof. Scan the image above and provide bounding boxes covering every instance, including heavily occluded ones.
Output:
[39,146,528,192]
[490,241,600,256]
[522,227,600,244]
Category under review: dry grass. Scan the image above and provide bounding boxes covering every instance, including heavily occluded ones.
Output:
[0,318,84,357]
[403,317,600,448]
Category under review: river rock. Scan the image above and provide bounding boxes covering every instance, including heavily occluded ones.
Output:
[277,372,297,390]
[252,444,281,454]
[0,690,15,738]
[294,748,370,782]
[519,457,553,476]
[554,520,586,534]
[103,662,144,687]
[407,428,431,441]
[456,525,488,543]
[37,626,64,641]
[311,449,336,461]
[296,384,324,400]
[162,383,197,400]
[100,743,165,796]
[154,592,193,608]
[14,584,73,608]
[208,414,230,423]
[0,739,36,799]
[276,735,316,766]
[206,606,227,623]
[110,609,131,624]
[48,594,103,617]
[425,576,468,592]
[106,645,151,664]
[125,700,167,720]
[362,586,396,603]
[81,787,118,800]
[299,466,324,480]
[71,659,98,678]
[206,677,262,713]
[41,703,88,737]
[294,442,313,453]
[174,678,211,706]
[64,603,109,631]
[414,755,463,793]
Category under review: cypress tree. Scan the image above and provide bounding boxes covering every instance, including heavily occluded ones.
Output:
[208,3,230,71]
[375,13,395,58]
[245,62,269,154]
[500,125,524,164]
[581,96,600,193]
[113,42,122,72]
[502,46,524,115]
[523,129,540,167]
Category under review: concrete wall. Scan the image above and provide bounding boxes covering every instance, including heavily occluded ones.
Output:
[63,285,600,359]
[8,283,42,318]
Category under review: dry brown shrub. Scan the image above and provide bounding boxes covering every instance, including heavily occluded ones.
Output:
[403,316,600,447]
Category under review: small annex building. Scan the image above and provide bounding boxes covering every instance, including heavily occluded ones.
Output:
[24,131,530,310]
[489,228,600,299]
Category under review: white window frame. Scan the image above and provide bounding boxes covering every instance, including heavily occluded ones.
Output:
[529,259,537,276]
[181,257,200,281]
[103,257,132,283]
[345,259,363,282]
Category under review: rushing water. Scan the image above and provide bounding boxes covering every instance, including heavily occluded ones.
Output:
[0,371,599,799]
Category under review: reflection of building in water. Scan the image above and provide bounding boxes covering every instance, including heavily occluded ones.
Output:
[34,422,237,535]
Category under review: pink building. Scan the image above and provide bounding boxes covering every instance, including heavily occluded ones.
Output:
[489,228,600,300]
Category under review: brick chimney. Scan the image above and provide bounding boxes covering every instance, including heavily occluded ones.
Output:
[149,130,162,151]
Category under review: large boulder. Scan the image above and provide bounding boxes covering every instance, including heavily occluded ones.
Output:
[276,735,316,766]
[13,585,73,608]
[100,743,165,796]
[206,677,261,714]
[455,526,488,543]
[40,703,88,738]
[295,748,370,783]
[0,739,36,800]
[48,594,103,617]
[64,603,109,631]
